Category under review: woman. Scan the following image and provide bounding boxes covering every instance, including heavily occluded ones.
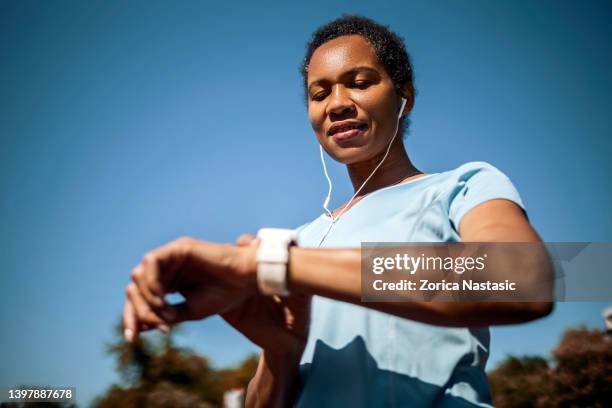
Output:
[123,15,552,407]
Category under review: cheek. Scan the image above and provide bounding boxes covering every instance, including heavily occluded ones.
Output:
[365,95,396,136]
[307,106,325,136]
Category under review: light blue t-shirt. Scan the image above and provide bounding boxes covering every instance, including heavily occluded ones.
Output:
[294,161,525,408]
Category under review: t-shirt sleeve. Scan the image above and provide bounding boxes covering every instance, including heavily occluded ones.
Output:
[448,161,525,232]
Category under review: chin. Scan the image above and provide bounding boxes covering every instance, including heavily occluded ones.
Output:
[327,145,372,164]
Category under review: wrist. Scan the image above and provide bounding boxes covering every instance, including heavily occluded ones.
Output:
[230,243,259,294]
[255,228,297,296]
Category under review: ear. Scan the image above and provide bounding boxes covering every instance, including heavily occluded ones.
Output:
[400,83,415,117]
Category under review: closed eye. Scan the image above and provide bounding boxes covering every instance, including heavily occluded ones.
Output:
[352,80,373,89]
[311,91,329,101]
[310,79,374,101]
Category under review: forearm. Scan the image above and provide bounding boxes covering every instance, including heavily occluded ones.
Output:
[287,247,552,327]
[246,350,302,408]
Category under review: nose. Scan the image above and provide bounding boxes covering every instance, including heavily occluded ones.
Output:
[325,84,355,117]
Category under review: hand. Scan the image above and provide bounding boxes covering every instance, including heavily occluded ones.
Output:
[123,236,258,342]
[122,234,311,358]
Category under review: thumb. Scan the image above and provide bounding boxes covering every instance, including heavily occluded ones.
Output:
[158,302,192,326]
[159,285,244,325]
[236,233,258,246]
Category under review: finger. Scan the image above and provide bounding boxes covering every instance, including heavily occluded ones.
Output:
[159,285,244,325]
[236,234,257,246]
[140,237,194,298]
[126,282,166,327]
[131,264,164,309]
[139,322,157,332]
[123,297,137,343]
[158,302,191,326]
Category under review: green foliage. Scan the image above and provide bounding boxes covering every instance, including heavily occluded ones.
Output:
[488,326,612,408]
[91,320,258,408]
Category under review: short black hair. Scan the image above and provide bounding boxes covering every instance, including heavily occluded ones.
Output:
[300,15,415,133]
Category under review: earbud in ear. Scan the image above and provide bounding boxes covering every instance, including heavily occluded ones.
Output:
[398,97,407,119]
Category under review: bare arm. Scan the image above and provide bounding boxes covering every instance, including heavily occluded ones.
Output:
[245,200,554,406]
[124,200,554,407]
[246,351,302,408]
[287,199,553,327]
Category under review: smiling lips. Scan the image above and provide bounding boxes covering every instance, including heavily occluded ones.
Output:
[328,121,368,141]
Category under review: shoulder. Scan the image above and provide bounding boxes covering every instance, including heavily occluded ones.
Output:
[449,161,511,181]
[293,221,313,235]
[442,161,526,232]
[440,161,518,192]
[423,161,514,192]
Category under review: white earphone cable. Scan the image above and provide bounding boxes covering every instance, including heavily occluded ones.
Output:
[317,97,407,247]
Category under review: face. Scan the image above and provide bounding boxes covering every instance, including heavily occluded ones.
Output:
[307,35,407,164]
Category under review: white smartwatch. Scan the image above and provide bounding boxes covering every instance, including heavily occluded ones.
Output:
[256,228,297,296]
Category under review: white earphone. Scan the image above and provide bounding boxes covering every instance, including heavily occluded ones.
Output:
[317,97,407,246]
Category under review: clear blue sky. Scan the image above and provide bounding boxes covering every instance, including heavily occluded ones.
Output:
[1,1,611,406]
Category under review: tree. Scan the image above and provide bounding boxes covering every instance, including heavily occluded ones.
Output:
[0,403,77,408]
[539,327,612,407]
[92,320,258,408]
[487,355,550,408]
[488,326,612,408]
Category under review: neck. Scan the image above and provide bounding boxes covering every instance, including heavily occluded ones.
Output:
[346,138,419,197]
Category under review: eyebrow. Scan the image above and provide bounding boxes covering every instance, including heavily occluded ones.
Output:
[307,66,380,93]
